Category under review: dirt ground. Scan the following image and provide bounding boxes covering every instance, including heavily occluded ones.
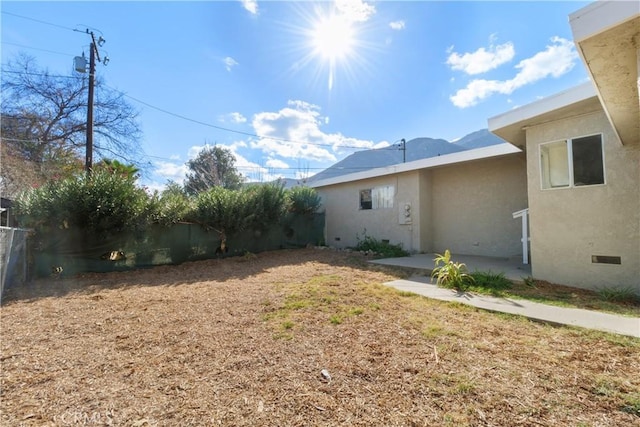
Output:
[1,248,639,426]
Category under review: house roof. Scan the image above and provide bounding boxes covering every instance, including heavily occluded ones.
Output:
[569,0,639,146]
[310,143,522,188]
[488,82,602,147]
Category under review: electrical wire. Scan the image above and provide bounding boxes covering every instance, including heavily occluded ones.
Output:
[1,10,78,32]
[0,41,75,57]
[1,10,405,177]
[2,67,388,151]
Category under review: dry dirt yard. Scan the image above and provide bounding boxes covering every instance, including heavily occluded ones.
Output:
[1,248,639,426]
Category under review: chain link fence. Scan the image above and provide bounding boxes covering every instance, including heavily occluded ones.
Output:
[1,226,31,303]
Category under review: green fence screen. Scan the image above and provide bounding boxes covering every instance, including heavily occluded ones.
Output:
[32,213,325,277]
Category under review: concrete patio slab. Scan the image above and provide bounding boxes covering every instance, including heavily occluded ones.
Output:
[370,253,531,282]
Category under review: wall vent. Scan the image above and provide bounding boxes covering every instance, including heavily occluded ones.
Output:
[591,255,621,265]
[334,237,341,241]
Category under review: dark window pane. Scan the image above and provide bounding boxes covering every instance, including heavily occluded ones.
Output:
[360,189,372,210]
[572,135,604,186]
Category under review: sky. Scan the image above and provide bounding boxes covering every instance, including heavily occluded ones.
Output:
[1,0,592,191]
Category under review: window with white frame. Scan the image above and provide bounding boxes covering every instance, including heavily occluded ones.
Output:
[540,134,604,189]
[360,185,394,210]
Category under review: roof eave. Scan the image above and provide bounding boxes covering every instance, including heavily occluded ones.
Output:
[310,144,521,188]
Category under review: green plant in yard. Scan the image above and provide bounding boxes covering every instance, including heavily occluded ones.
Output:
[431,250,475,292]
[469,270,513,295]
[15,169,152,239]
[354,229,409,258]
[151,181,194,226]
[286,186,322,215]
[597,286,640,304]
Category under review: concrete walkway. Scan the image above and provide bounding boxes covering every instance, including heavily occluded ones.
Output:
[370,256,639,338]
[371,253,531,282]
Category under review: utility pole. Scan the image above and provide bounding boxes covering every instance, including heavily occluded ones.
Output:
[86,38,96,175]
[74,29,108,176]
[400,138,406,163]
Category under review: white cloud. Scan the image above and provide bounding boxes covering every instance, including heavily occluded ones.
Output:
[223,56,239,72]
[266,158,290,169]
[373,140,391,149]
[250,100,375,162]
[219,112,247,124]
[446,41,515,75]
[389,20,405,30]
[450,37,578,108]
[335,0,376,22]
[240,0,258,15]
[154,160,188,184]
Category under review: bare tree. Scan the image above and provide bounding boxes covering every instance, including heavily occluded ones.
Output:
[1,54,144,195]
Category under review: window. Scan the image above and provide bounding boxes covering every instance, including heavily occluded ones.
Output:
[540,134,604,189]
[360,185,394,210]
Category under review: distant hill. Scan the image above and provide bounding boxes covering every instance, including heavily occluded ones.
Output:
[451,128,507,149]
[308,137,465,183]
[308,128,507,183]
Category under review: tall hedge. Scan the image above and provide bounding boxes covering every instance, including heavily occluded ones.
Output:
[15,170,152,239]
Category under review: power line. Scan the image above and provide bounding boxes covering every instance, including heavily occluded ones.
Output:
[2,66,383,151]
[109,85,379,151]
[1,41,75,57]
[1,69,79,79]
[1,137,395,173]
[1,10,77,32]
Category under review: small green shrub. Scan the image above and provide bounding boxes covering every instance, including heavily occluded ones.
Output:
[597,286,640,304]
[431,250,475,292]
[354,229,409,258]
[470,270,512,294]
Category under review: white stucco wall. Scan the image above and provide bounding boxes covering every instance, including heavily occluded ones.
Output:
[317,172,422,252]
[316,153,528,258]
[525,110,640,292]
[428,154,528,258]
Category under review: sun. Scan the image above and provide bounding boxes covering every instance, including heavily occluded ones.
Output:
[312,14,354,61]
[310,13,356,90]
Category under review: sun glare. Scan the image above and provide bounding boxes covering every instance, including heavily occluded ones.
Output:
[312,14,354,61]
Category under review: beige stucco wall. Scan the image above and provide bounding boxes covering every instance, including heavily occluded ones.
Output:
[317,172,422,252]
[428,154,528,258]
[316,153,528,258]
[525,110,640,292]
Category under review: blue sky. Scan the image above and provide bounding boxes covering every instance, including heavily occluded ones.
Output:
[1,0,591,191]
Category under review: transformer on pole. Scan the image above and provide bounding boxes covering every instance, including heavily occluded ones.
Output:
[74,29,108,175]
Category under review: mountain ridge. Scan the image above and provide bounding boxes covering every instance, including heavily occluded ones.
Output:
[306,128,506,184]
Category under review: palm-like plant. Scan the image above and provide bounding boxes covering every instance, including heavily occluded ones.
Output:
[431,249,475,292]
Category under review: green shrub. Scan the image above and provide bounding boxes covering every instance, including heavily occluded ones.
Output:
[151,182,194,226]
[354,230,409,258]
[15,170,151,238]
[193,183,288,236]
[597,286,640,304]
[431,250,475,292]
[244,183,287,230]
[287,186,322,215]
[470,270,512,294]
[194,186,250,235]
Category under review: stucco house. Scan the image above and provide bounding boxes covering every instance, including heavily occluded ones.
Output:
[310,144,528,259]
[489,0,639,292]
[311,0,638,293]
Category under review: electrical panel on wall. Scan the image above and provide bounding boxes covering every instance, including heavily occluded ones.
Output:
[399,202,412,225]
